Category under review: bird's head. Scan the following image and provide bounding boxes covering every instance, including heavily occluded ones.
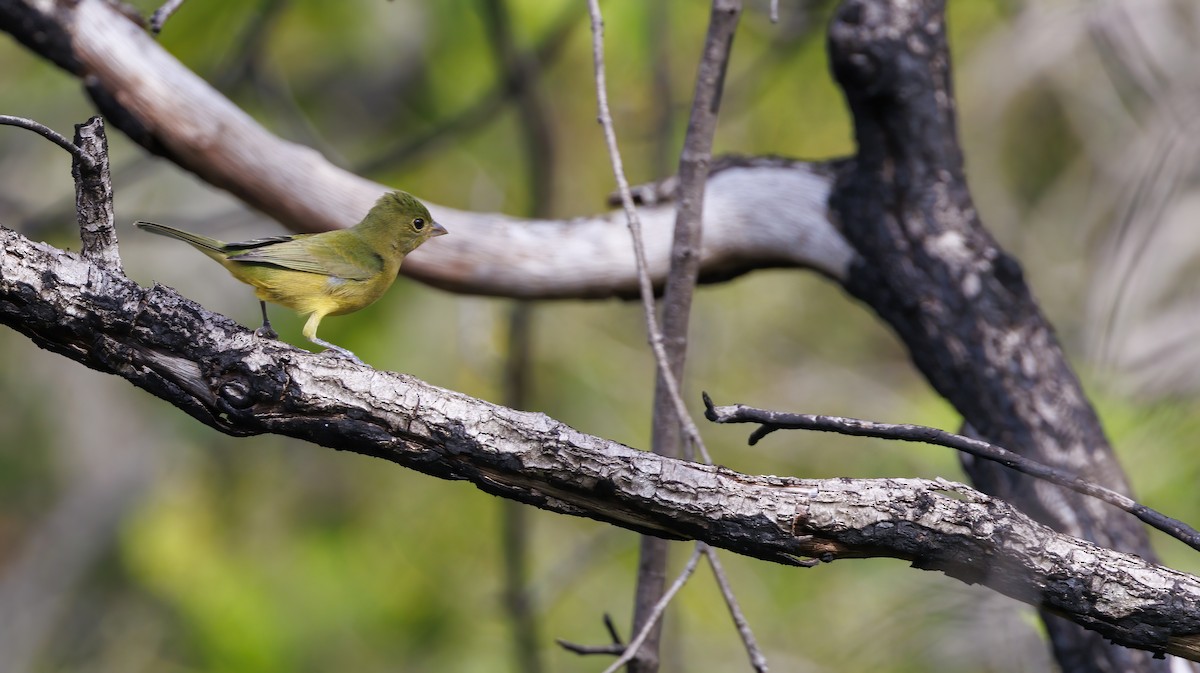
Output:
[361,190,448,254]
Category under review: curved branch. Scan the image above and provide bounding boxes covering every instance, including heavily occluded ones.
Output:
[0,0,853,299]
[2,225,1200,663]
[0,115,92,168]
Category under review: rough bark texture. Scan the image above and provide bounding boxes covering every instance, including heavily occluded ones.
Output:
[4,225,1200,662]
[0,0,1189,668]
[71,116,122,274]
[825,1,1168,670]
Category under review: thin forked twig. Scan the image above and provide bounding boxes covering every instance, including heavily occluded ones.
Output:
[652,0,741,465]
[703,544,769,673]
[587,4,769,671]
[149,0,188,34]
[558,640,624,656]
[557,613,625,656]
[702,393,1200,553]
[600,544,704,673]
[0,116,92,169]
[585,0,711,466]
[587,2,693,666]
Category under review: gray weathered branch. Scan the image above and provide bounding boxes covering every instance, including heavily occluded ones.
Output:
[0,0,853,299]
[2,225,1200,662]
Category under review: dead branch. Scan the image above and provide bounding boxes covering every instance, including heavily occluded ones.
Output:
[2,224,1200,662]
[703,394,1200,552]
[0,0,852,299]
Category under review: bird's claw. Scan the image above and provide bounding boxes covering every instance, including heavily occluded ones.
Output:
[309,336,365,365]
[255,326,279,339]
[325,347,365,366]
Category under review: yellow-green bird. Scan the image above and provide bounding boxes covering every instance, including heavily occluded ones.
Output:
[136,191,447,363]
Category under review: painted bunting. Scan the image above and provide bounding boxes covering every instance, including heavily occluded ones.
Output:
[136,191,447,363]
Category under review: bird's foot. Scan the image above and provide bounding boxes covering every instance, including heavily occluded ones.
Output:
[310,337,365,366]
[324,347,365,366]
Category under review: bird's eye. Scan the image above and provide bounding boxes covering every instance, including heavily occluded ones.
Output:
[413,217,425,230]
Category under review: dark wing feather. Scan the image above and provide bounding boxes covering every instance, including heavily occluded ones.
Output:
[226,233,383,281]
[223,235,298,251]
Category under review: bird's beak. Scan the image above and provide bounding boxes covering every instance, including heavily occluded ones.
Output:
[430,221,448,237]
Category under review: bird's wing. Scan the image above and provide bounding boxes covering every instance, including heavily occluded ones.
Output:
[226,233,383,281]
[222,235,297,251]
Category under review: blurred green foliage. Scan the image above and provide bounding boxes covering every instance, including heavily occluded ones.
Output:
[1,1,1199,672]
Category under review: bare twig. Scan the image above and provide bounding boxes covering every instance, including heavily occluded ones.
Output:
[0,115,93,168]
[628,536,669,672]
[557,614,625,656]
[601,545,704,673]
[586,2,684,663]
[654,0,741,465]
[702,393,1200,553]
[603,613,624,649]
[588,2,741,669]
[0,115,119,270]
[584,0,711,466]
[703,545,769,673]
[586,2,720,669]
[149,0,188,34]
[558,641,625,656]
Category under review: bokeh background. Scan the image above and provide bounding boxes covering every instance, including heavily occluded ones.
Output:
[2,0,1200,671]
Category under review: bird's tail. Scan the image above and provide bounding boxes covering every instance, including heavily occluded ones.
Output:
[135,221,227,254]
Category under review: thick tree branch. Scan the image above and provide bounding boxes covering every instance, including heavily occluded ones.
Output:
[830,0,1141,547]
[0,0,853,299]
[825,1,1169,669]
[3,225,1200,663]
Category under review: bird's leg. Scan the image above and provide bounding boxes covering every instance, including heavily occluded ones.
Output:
[302,311,364,365]
[255,301,279,339]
